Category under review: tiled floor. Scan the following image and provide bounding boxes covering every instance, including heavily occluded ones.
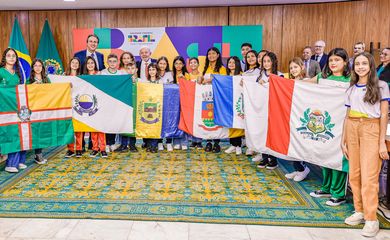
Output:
[0,218,389,240]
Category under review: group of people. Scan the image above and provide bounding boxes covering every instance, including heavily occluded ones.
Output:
[1,33,390,237]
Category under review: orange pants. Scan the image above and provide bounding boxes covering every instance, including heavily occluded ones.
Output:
[346,117,382,221]
[67,132,84,151]
[91,132,106,152]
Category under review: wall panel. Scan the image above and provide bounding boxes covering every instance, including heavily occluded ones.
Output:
[168,7,228,26]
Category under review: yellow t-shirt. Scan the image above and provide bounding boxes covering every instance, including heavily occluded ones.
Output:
[204,66,227,75]
[186,72,202,81]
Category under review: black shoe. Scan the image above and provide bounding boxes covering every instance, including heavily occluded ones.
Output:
[266,158,278,170]
[76,150,82,158]
[129,145,138,152]
[150,147,158,153]
[326,197,346,206]
[212,144,221,153]
[190,142,198,148]
[82,147,86,153]
[146,147,151,152]
[65,150,75,158]
[310,190,331,198]
[101,151,108,158]
[204,142,212,152]
[114,145,127,152]
[90,150,99,157]
[196,142,203,149]
[257,158,269,168]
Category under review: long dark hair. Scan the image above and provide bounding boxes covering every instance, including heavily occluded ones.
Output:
[245,50,259,70]
[157,56,170,74]
[119,51,135,69]
[0,48,22,82]
[203,47,223,75]
[350,52,381,104]
[29,58,50,83]
[261,51,279,75]
[226,56,242,76]
[172,56,188,83]
[82,56,98,75]
[321,48,350,78]
[65,57,81,76]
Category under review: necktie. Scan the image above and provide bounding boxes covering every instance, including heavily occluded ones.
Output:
[145,62,149,79]
[315,55,319,61]
[91,52,95,58]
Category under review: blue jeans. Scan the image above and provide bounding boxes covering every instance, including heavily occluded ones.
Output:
[6,151,26,168]
[173,133,189,146]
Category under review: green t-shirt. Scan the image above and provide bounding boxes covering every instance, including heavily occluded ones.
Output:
[316,73,351,83]
[0,67,20,87]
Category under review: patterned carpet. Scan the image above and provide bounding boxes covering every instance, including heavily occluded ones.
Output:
[0,145,389,228]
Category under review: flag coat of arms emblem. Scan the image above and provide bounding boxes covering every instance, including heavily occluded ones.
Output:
[266,75,348,171]
[179,78,243,139]
[0,83,74,154]
[50,75,134,133]
[136,83,183,138]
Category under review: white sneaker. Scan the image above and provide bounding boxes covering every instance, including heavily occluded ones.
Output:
[173,144,181,150]
[111,144,120,152]
[235,147,242,155]
[285,171,299,179]
[18,163,27,169]
[225,146,236,154]
[251,154,262,162]
[105,145,111,153]
[5,167,18,173]
[361,220,379,237]
[158,143,164,151]
[293,167,310,182]
[345,212,364,226]
[246,148,255,156]
[167,144,173,152]
[182,145,188,150]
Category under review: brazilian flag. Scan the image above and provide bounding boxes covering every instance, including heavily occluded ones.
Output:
[9,18,32,83]
[36,19,64,75]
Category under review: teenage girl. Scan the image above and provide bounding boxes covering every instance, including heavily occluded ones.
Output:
[256,52,284,169]
[82,56,107,158]
[284,57,311,182]
[342,52,389,237]
[27,58,51,164]
[145,63,162,153]
[157,56,174,84]
[64,57,83,158]
[200,47,227,153]
[225,56,243,155]
[309,48,351,207]
[0,48,26,173]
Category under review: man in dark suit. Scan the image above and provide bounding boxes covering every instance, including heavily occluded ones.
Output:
[136,46,157,81]
[302,46,321,78]
[74,34,105,71]
[311,40,328,70]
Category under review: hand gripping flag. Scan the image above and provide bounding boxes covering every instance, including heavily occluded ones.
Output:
[0,83,74,154]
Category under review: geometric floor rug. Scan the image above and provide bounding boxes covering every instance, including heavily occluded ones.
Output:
[0,146,389,229]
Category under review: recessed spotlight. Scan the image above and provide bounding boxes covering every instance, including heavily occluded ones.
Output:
[64,0,76,2]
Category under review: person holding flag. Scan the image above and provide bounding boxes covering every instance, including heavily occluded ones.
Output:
[0,48,27,173]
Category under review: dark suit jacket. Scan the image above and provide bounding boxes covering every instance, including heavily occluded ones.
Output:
[377,63,390,85]
[306,59,322,78]
[74,50,105,71]
[311,54,328,70]
[136,59,157,78]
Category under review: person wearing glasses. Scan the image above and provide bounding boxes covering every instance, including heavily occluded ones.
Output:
[377,48,390,85]
[311,40,328,70]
